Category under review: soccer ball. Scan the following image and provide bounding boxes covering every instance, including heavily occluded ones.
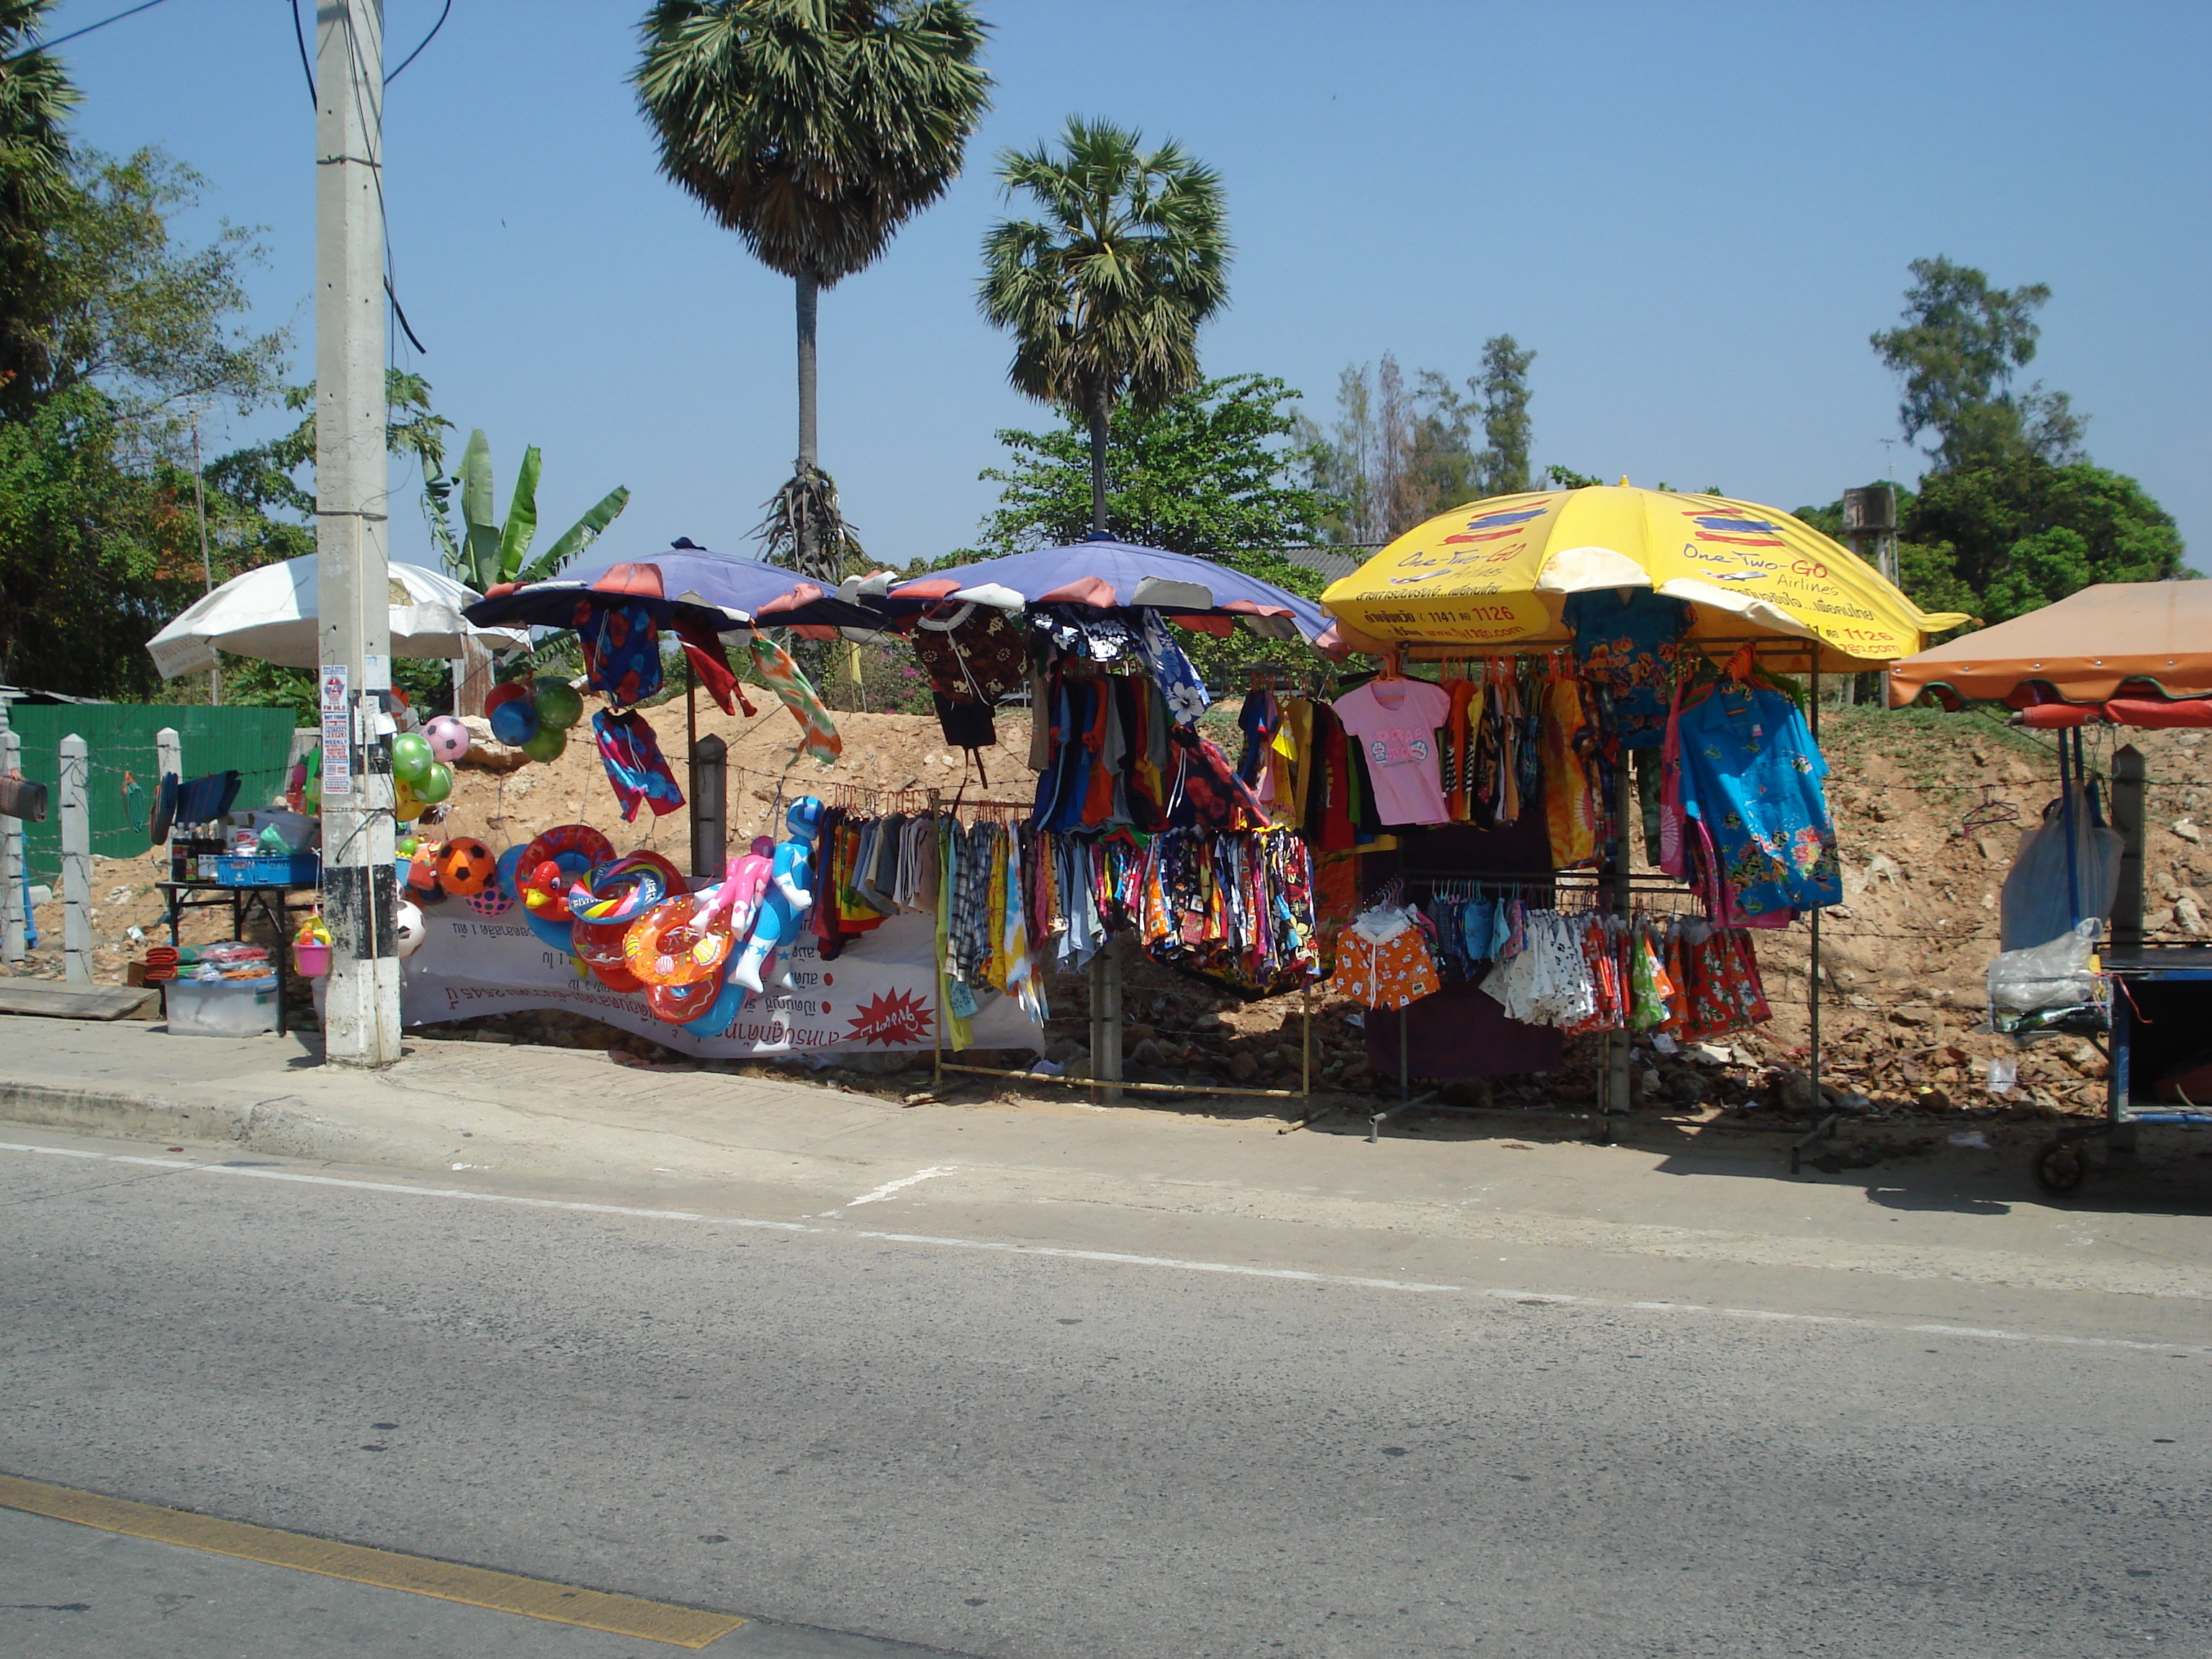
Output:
[424,714,471,764]
[393,900,426,959]
[439,836,495,897]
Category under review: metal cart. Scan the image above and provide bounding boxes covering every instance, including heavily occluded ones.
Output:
[2033,942,2212,1195]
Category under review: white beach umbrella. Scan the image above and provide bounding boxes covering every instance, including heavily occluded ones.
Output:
[145,555,526,678]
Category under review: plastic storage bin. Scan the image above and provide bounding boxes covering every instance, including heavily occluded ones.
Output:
[165,978,280,1037]
[212,852,320,887]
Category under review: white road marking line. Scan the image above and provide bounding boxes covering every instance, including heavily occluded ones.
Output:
[843,1165,958,1208]
[2,1141,2203,1356]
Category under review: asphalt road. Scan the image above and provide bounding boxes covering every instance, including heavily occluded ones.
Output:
[0,1133,2203,1658]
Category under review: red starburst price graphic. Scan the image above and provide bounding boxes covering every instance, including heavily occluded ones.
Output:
[844,988,934,1048]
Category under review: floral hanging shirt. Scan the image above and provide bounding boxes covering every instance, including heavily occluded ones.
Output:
[1676,680,1840,917]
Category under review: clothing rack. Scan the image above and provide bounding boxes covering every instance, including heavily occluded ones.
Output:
[724,760,1028,826]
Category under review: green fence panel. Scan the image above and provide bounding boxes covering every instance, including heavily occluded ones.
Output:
[4,704,302,879]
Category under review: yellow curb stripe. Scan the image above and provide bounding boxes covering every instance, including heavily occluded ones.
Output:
[0,1474,747,1649]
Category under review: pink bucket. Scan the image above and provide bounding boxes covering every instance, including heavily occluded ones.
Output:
[293,941,331,978]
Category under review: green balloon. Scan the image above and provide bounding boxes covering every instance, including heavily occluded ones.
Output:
[520,723,567,764]
[532,677,584,730]
[414,760,454,804]
[391,731,433,784]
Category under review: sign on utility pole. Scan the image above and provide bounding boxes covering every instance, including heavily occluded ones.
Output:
[315,0,401,1066]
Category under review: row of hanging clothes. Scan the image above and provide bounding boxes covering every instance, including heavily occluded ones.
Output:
[788,802,1048,1029]
[1236,656,1610,873]
[1329,881,1771,1043]
[1028,825,1322,999]
[1032,661,1271,834]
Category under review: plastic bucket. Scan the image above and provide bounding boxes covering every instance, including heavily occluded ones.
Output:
[294,941,331,977]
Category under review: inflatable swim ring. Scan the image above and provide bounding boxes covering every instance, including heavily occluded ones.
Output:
[647,976,721,1025]
[517,825,616,921]
[567,852,684,993]
[622,891,736,988]
[567,850,684,923]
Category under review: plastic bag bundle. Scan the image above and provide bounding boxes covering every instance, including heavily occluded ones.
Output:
[2000,788,2123,951]
[1987,917,2100,1014]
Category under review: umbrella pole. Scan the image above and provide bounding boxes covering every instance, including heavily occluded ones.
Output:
[1808,660,1823,1135]
[1599,754,1633,1143]
[685,662,701,876]
[2058,724,2081,927]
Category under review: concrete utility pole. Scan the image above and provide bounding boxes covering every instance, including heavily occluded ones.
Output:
[315,0,401,1066]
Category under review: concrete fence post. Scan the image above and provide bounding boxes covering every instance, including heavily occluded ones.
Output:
[0,710,22,963]
[156,727,182,873]
[59,733,92,984]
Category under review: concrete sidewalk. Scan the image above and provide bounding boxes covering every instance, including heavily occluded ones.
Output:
[2,1014,2207,1333]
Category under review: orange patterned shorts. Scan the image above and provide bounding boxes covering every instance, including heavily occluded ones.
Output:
[1328,922,1440,1011]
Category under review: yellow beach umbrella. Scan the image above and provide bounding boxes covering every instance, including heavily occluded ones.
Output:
[1320,483,1968,668]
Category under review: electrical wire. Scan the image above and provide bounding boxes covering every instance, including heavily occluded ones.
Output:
[2,0,171,63]
[385,275,427,354]
[383,0,450,84]
[289,0,315,107]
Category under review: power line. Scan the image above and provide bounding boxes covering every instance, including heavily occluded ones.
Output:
[384,0,450,84]
[4,0,173,63]
[289,0,314,107]
[385,275,426,354]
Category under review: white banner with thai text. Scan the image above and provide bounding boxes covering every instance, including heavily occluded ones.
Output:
[400,907,1043,1057]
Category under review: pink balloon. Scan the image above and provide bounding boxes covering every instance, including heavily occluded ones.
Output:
[425,714,471,763]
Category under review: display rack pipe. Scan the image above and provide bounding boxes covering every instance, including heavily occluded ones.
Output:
[1090,934,1124,1103]
[1808,662,1824,1140]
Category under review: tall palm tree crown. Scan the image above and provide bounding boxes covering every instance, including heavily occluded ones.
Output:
[980,117,1230,534]
[635,0,989,286]
[0,0,80,412]
[634,0,989,583]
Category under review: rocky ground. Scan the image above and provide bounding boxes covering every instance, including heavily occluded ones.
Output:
[11,691,2210,1148]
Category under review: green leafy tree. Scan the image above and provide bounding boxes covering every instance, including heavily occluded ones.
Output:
[975,372,1329,688]
[0,385,156,693]
[980,116,1231,536]
[976,373,1327,556]
[30,149,287,457]
[1473,333,1535,496]
[634,0,990,583]
[1800,463,2190,629]
[1910,459,2187,622]
[0,135,291,696]
[1300,341,1537,542]
[1871,256,2084,470]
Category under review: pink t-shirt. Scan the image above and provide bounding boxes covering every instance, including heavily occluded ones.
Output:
[1332,678,1453,826]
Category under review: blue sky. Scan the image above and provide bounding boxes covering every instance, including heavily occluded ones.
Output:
[48,0,2212,573]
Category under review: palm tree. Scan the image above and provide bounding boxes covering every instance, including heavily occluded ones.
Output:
[979,117,1230,536]
[0,0,80,415]
[634,0,989,582]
